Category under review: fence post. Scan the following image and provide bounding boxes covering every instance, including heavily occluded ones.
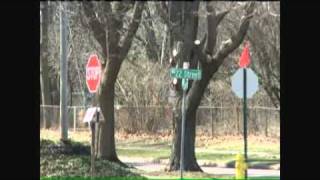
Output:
[211,106,214,137]
[265,109,269,137]
[73,107,76,132]
[41,106,44,129]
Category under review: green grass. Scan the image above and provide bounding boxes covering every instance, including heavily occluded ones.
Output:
[41,130,280,178]
[41,130,280,165]
[117,148,170,159]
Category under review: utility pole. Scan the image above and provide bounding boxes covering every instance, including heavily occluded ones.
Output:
[60,1,68,141]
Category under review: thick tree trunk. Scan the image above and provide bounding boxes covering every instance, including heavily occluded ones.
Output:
[97,59,122,163]
[169,102,202,171]
[169,65,214,171]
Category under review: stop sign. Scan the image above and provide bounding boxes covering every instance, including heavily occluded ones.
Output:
[86,54,102,93]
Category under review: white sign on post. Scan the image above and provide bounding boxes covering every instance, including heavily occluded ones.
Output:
[83,107,99,123]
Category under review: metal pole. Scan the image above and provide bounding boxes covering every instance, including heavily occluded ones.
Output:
[211,104,214,137]
[243,68,248,179]
[180,89,186,180]
[60,2,68,141]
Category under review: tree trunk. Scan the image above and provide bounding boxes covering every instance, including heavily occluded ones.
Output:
[97,59,122,163]
[169,64,214,171]
[169,103,201,171]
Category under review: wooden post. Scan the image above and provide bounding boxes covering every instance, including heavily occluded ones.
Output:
[90,121,95,177]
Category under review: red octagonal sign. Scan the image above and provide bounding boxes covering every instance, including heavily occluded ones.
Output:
[86,54,102,93]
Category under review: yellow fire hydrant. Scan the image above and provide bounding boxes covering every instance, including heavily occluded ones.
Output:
[235,154,247,179]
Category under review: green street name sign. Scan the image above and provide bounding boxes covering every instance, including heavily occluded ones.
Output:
[170,68,202,80]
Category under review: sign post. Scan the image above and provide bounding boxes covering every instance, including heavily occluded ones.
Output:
[85,54,102,177]
[82,107,99,177]
[243,68,248,179]
[170,62,202,180]
[180,62,189,180]
[231,42,258,179]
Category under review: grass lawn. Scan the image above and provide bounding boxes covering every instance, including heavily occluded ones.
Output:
[41,130,280,178]
[41,130,280,165]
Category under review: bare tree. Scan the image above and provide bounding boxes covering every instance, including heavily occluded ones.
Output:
[248,2,280,108]
[82,1,145,164]
[156,1,255,171]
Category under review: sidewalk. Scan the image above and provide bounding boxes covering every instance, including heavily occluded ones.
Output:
[121,157,280,177]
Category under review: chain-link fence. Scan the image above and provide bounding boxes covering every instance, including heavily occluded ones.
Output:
[40,105,88,131]
[195,106,280,137]
[40,105,280,137]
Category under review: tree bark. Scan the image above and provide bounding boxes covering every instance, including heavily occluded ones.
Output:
[169,102,201,171]
[97,59,121,162]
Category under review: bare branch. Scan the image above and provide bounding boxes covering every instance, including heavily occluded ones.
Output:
[161,1,168,12]
[206,1,230,56]
[267,2,280,17]
[82,2,107,59]
[108,2,133,53]
[101,2,112,25]
[120,1,145,61]
[216,10,229,26]
[194,34,208,65]
[212,2,255,62]
[100,2,120,58]
[154,2,170,26]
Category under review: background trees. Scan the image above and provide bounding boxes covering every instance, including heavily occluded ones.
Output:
[40,1,279,170]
